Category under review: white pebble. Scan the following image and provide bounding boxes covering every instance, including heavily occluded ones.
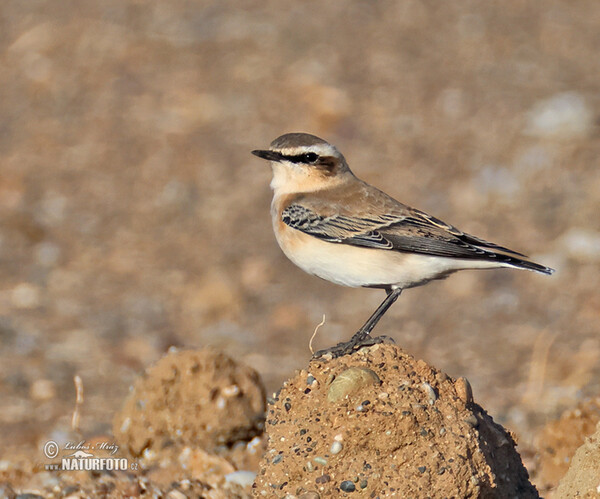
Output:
[225,470,256,487]
[330,441,343,455]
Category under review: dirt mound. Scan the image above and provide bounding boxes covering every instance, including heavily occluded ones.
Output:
[113,347,266,455]
[254,343,538,498]
[1,348,267,497]
[556,421,600,498]
[534,397,600,494]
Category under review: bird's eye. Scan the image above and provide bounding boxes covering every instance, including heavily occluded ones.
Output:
[304,152,319,163]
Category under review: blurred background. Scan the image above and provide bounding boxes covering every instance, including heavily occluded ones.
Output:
[1,0,599,472]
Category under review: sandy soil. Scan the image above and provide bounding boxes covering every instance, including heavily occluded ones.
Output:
[255,343,537,497]
[1,346,598,497]
[1,1,600,497]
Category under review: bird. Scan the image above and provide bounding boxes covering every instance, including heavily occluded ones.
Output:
[251,132,554,357]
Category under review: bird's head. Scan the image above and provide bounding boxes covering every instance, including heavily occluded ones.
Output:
[252,133,352,195]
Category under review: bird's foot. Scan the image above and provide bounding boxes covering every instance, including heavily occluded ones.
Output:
[312,332,395,359]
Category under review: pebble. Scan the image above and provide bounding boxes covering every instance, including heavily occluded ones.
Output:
[224,470,256,487]
[418,466,427,473]
[359,479,368,489]
[455,377,473,405]
[327,368,380,403]
[356,403,368,412]
[313,456,327,466]
[421,382,437,404]
[221,385,240,397]
[330,441,343,455]
[339,480,356,492]
[272,454,283,464]
[315,474,330,484]
[246,436,262,454]
[166,490,187,499]
[307,375,316,385]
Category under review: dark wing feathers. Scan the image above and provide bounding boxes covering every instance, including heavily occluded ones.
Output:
[404,210,528,257]
[281,203,553,274]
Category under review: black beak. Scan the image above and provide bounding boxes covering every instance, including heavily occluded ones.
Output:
[251,149,283,162]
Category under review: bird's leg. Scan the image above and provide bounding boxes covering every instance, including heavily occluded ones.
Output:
[313,288,402,359]
[350,287,402,342]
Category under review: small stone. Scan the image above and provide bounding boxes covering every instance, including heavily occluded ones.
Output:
[166,490,187,499]
[330,441,343,455]
[307,375,316,385]
[359,479,368,489]
[340,480,356,492]
[272,454,283,464]
[421,382,437,404]
[455,377,473,405]
[224,470,256,487]
[315,474,330,484]
[313,456,327,466]
[222,385,240,397]
[306,461,314,472]
[418,466,427,473]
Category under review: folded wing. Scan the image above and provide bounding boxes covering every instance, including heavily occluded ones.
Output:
[281,203,553,275]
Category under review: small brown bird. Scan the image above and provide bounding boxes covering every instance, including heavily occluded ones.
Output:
[252,133,554,357]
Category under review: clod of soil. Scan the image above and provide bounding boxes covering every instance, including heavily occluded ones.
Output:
[534,397,600,493]
[556,421,600,498]
[113,347,266,456]
[254,343,538,498]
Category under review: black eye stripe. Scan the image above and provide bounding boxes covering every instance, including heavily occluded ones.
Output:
[282,153,319,164]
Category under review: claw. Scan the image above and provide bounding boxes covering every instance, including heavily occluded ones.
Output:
[312,334,396,359]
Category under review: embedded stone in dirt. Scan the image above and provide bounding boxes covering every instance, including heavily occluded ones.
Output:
[254,343,538,498]
[113,347,266,456]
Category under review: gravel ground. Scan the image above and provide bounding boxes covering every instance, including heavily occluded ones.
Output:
[1,1,599,496]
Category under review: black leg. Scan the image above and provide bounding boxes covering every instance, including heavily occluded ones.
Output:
[313,288,402,359]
